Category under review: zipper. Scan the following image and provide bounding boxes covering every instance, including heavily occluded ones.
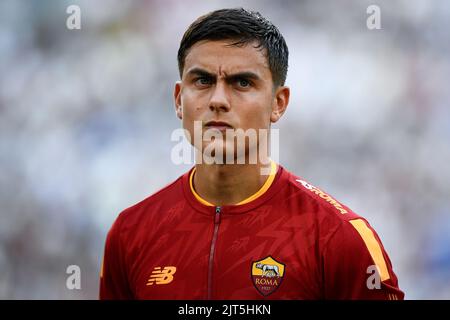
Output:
[207,206,222,299]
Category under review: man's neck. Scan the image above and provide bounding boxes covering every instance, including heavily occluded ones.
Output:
[193,159,273,206]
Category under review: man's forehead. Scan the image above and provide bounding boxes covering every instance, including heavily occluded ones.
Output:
[183,40,269,76]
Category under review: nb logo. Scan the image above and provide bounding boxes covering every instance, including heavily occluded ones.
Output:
[146,266,177,286]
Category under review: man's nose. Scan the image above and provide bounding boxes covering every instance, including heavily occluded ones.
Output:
[209,82,230,112]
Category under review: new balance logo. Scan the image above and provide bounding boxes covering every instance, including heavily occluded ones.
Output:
[146,266,176,286]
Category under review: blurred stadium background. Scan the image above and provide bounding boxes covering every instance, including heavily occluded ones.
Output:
[0,0,449,299]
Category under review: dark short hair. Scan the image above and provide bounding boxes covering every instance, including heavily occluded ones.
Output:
[177,8,289,87]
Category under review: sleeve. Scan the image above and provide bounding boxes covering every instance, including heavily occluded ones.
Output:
[99,214,134,300]
[322,218,405,300]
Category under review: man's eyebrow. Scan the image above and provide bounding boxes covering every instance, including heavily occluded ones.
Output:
[185,68,261,81]
[227,72,261,81]
[185,68,215,78]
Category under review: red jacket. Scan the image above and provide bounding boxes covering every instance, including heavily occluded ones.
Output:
[100,164,404,300]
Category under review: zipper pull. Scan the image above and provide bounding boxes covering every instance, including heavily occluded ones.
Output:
[215,206,221,224]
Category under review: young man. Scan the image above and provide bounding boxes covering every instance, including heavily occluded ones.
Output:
[100,8,404,300]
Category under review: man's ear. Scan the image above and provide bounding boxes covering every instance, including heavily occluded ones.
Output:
[174,81,183,120]
[270,86,290,123]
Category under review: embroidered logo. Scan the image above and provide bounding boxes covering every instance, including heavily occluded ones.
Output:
[146,266,177,286]
[251,256,285,296]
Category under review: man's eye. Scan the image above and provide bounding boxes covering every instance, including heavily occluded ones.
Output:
[195,77,212,86]
[237,79,251,88]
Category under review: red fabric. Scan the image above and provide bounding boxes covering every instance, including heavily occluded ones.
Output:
[99,165,405,300]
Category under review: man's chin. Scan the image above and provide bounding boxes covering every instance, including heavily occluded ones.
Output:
[194,142,255,165]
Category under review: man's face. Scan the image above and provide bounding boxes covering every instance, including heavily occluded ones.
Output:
[174,40,288,163]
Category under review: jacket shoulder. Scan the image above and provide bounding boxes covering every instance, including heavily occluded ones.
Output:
[283,169,362,222]
[114,174,184,226]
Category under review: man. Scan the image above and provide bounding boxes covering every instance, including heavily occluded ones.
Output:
[100,8,404,300]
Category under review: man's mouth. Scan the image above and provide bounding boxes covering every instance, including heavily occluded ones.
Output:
[204,121,234,131]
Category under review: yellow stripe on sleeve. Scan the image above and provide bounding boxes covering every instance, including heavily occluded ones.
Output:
[349,219,390,282]
[100,256,104,278]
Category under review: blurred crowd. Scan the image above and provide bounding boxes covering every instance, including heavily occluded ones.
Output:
[0,0,449,299]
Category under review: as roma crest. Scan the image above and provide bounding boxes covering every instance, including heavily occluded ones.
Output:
[251,256,285,296]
